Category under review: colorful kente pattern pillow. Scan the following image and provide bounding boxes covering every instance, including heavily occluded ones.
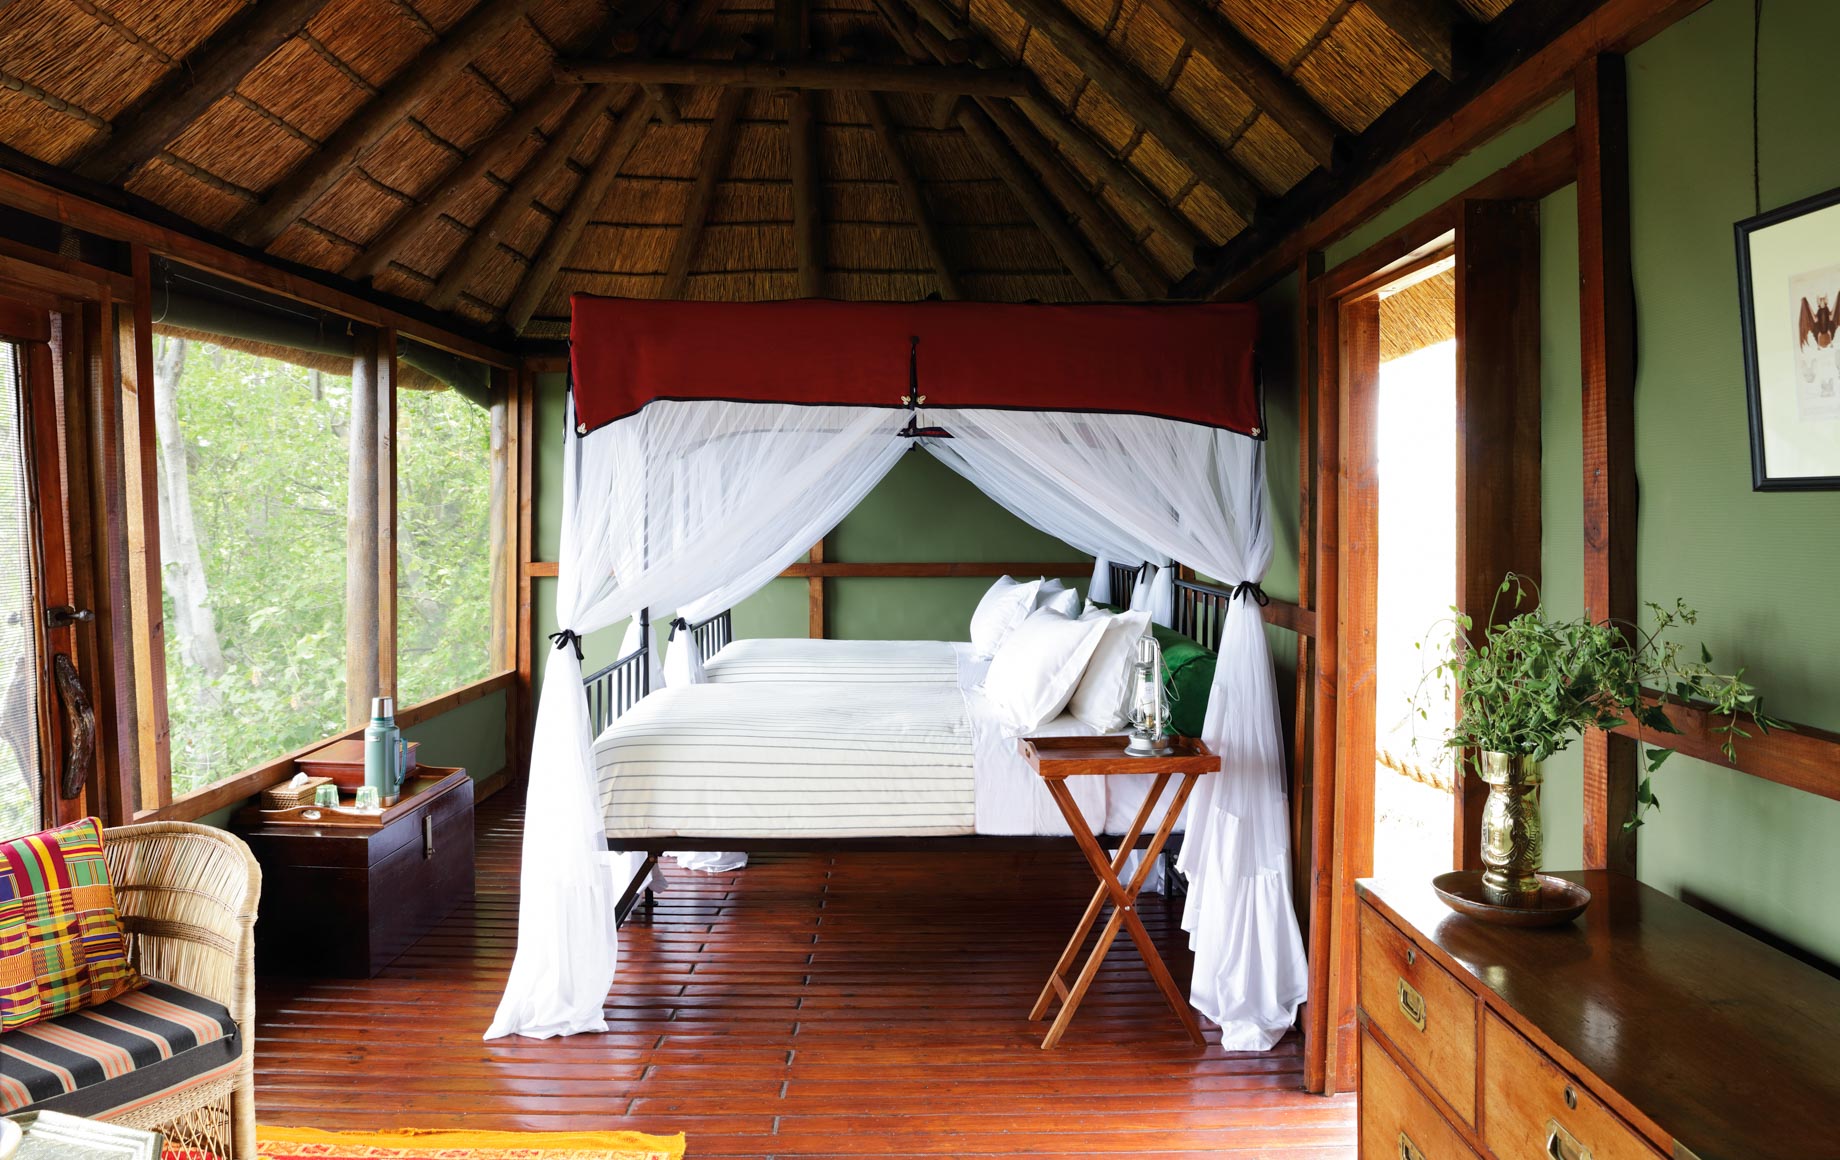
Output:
[0,817,145,1031]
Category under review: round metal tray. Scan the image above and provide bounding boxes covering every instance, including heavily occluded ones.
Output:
[1432,870,1592,928]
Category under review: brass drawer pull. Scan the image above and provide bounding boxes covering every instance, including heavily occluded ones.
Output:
[424,815,435,858]
[1398,1130,1426,1160]
[1397,976,1427,1032]
[1546,1118,1593,1160]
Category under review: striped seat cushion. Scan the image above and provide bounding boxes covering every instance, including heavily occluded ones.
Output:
[0,979,240,1118]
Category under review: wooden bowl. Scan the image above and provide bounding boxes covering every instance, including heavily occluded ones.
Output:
[1432,870,1592,928]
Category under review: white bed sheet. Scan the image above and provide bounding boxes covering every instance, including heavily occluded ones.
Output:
[595,638,1187,841]
[702,637,957,684]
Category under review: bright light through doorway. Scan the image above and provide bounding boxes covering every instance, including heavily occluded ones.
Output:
[1373,319,1458,884]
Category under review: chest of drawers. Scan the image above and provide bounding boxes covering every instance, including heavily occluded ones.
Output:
[1356,873,1840,1160]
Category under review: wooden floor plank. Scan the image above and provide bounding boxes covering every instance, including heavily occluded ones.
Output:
[253,793,1354,1157]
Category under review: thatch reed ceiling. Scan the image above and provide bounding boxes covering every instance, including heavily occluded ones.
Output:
[0,0,1517,337]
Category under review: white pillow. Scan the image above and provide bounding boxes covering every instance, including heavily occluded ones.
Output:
[1068,608,1152,731]
[981,606,1109,732]
[1037,583,1080,619]
[970,575,1042,657]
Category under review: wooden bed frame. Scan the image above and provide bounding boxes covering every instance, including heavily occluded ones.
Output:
[586,569,1236,923]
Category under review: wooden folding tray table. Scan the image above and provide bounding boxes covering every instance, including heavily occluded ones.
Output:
[1019,734,1219,1050]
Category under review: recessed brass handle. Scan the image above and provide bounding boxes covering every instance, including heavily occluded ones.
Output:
[1546,1118,1592,1160]
[1396,976,1427,1032]
[1398,1130,1426,1160]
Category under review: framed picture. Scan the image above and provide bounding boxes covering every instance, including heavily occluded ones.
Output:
[1736,185,1840,490]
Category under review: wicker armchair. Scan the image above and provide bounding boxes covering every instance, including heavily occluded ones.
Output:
[102,822,262,1160]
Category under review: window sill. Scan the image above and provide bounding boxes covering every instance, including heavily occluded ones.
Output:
[141,670,516,824]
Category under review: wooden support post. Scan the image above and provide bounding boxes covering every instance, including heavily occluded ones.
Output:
[808,539,827,639]
[1455,200,1543,869]
[376,329,398,704]
[997,0,1262,220]
[74,0,330,184]
[1135,0,1339,167]
[234,0,540,247]
[514,368,537,786]
[958,103,1119,300]
[344,86,575,283]
[661,87,748,298]
[121,244,172,809]
[488,369,511,670]
[1323,291,1377,1095]
[863,90,961,300]
[1577,54,1638,874]
[345,327,381,726]
[1293,250,1326,1093]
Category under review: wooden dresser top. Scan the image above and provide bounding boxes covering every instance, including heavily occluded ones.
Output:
[1358,871,1840,1160]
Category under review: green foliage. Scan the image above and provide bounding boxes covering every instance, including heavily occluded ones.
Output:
[1413,574,1785,831]
[160,338,494,795]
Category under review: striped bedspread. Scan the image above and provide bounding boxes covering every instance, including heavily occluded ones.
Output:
[596,681,975,839]
[702,637,958,684]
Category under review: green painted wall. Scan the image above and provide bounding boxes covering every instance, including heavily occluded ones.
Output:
[1299,0,1840,959]
[1607,0,1840,958]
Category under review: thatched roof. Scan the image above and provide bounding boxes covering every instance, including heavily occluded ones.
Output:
[0,0,1518,338]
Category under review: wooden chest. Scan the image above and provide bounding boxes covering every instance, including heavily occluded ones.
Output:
[239,770,476,978]
[1356,873,1840,1160]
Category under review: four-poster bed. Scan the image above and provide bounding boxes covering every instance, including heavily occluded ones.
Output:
[489,296,1306,1054]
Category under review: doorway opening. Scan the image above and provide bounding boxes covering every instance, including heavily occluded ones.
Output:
[1372,259,1458,884]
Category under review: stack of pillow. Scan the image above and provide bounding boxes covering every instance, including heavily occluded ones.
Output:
[972,574,1214,737]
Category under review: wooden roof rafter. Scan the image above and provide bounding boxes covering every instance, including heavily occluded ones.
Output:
[72,0,331,186]
[232,0,547,249]
[861,89,962,301]
[1363,0,1469,81]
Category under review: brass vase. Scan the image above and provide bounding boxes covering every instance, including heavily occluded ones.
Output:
[1477,751,1543,906]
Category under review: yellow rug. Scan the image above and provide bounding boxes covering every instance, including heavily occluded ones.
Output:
[248,1126,685,1160]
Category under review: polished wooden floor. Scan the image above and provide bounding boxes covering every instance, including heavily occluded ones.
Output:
[253,792,1355,1158]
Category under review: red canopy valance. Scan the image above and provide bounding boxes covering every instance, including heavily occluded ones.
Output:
[569,297,1262,436]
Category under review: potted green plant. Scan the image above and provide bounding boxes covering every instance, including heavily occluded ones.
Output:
[1415,575,1782,906]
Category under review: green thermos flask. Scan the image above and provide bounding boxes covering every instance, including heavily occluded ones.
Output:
[364,697,401,800]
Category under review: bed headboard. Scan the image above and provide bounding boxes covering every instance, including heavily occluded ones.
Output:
[582,608,732,734]
[1109,566,1235,654]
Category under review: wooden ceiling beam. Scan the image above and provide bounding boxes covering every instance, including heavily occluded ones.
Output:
[862,90,962,300]
[1182,0,1710,302]
[425,86,620,311]
[658,87,748,299]
[997,0,1262,221]
[980,98,1169,297]
[778,0,823,299]
[1136,0,1340,168]
[886,0,1205,263]
[959,103,1120,300]
[1362,0,1463,81]
[554,58,1034,97]
[73,0,329,185]
[441,0,721,317]
[503,94,656,330]
[233,0,542,249]
[343,85,574,283]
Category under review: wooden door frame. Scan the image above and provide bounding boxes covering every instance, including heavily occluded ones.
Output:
[1300,137,1566,1094]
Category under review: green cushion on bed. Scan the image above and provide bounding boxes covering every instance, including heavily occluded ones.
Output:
[1151,623,1216,738]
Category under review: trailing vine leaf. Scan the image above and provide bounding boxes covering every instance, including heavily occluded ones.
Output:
[1410,574,1783,830]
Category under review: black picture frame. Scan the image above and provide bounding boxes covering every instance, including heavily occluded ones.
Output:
[1735,183,1840,491]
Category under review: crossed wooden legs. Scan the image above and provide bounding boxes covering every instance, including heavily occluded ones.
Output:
[1029,770,1207,1049]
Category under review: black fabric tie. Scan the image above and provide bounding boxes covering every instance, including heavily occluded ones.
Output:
[1232,580,1270,607]
[549,628,584,659]
[669,617,689,639]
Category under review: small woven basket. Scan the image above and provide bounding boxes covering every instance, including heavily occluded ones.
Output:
[261,775,334,810]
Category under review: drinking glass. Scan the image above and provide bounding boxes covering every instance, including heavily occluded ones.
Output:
[354,785,381,811]
[313,783,340,809]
